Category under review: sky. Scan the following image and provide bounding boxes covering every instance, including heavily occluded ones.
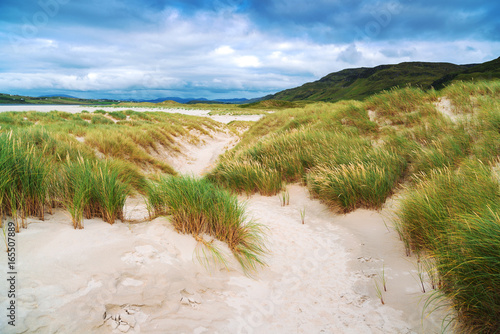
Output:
[0,0,499,100]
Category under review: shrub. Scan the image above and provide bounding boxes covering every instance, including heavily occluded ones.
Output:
[91,115,114,125]
[108,111,127,120]
[207,160,283,196]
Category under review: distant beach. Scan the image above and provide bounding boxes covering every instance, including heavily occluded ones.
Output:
[0,105,262,124]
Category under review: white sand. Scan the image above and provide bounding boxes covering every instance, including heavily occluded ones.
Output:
[166,131,239,177]
[434,97,459,122]
[0,129,451,334]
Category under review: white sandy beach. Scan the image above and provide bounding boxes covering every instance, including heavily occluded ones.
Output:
[0,121,450,334]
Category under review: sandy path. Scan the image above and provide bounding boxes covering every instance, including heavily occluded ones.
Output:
[0,130,450,333]
[0,187,447,333]
[123,130,240,222]
[169,131,239,177]
[239,186,447,333]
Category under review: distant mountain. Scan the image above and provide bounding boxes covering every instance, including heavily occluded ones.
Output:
[0,93,118,105]
[269,57,500,102]
[136,97,264,104]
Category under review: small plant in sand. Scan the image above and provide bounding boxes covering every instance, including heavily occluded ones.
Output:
[279,189,290,206]
[415,260,427,293]
[1,222,9,252]
[300,207,306,224]
[373,265,388,305]
[420,256,439,290]
[374,276,385,305]
[146,175,267,274]
[381,264,387,292]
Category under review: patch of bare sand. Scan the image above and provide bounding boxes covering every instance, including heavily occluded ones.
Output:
[0,129,451,334]
[434,97,458,122]
[151,130,239,177]
[1,185,450,334]
[173,131,238,176]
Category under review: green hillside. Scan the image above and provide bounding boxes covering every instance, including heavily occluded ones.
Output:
[432,56,500,88]
[271,58,500,102]
[0,93,118,105]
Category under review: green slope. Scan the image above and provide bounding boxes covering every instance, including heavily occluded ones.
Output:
[432,56,500,89]
[0,93,118,105]
[270,59,500,102]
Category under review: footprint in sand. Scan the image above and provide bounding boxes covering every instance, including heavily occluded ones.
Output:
[103,305,148,333]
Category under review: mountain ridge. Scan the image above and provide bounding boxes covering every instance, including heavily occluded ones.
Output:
[269,57,499,102]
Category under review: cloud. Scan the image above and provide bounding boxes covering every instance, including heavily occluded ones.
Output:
[0,0,499,99]
[214,45,235,55]
[337,44,363,64]
[235,55,261,68]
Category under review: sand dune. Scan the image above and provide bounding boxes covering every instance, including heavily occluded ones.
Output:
[0,132,449,334]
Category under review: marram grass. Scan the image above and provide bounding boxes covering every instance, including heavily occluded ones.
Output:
[396,161,500,333]
[146,176,266,273]
[307,148,406,212]
[60,157,131,228]
[0,132,51,231]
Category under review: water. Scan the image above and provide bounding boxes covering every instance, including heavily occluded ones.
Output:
[0,105,262,124]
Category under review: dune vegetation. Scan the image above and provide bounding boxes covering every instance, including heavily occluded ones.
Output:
[0,80,499,330]
[208,80,500,332]
[0,108,269,273]
[146,175,267,272]
[0,110,220,229]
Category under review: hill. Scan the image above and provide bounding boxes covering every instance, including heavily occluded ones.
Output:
[0,93,118,105]
[270,58,499,102]
[431,56,500,88]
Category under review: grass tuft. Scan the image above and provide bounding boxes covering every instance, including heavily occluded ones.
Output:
[146,176,267,273]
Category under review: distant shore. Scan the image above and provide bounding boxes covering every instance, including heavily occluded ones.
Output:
[0,105,263,124]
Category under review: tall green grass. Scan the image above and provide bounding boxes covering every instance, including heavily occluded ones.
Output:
[307,148,406,212]
[397,161,499,251]
[0,132,51,231]
[58,158,131,228]
[207,160,283,195]
[365,86,438,126]
[209,128,373,196]
[0,110,227,230]
[396,161,500,332]
[441,80,500,114]
[146,176,266,273]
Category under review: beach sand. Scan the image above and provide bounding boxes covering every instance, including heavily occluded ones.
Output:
[0,130,450,334]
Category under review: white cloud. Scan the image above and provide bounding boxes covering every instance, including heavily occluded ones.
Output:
[235,55,261,68]
[1,4,499,100]
[214,45,235,55]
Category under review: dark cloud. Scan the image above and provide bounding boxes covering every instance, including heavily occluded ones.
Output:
[337,44,363,64]
[0,0,498,99]
[380,47,415,58]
